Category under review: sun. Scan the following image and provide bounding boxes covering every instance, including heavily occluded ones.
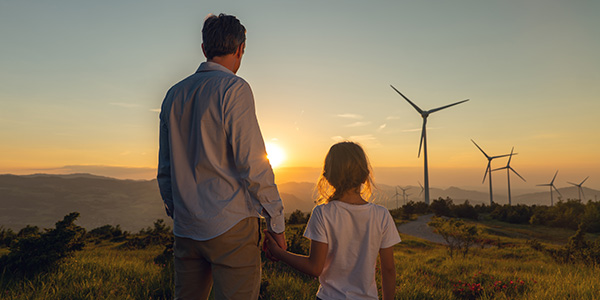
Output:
[265,143,286,168]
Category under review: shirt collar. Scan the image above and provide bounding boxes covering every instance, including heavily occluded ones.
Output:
[196,61,234,75]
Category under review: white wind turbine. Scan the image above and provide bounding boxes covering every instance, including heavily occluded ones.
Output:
[471,139,512,206]
[492,147,526,206]
[568,176,589,201]
[399,186,411,206]
[394,187,401,209]
[536,170,562,206]
[391,85,469,205]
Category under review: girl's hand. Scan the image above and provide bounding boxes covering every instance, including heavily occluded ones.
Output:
[263,230,284,261]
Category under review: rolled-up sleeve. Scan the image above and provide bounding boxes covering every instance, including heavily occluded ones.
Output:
[224,80,285,233]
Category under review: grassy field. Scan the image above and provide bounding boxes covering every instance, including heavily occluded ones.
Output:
[1,219,599,299]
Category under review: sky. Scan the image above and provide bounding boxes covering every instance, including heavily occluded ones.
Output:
[1,0,599,193]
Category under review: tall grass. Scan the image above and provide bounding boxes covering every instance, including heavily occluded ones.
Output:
[1,221,599,299]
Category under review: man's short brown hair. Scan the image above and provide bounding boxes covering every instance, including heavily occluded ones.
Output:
[202,14,246,59]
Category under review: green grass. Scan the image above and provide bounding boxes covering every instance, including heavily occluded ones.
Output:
[1,220,599,299]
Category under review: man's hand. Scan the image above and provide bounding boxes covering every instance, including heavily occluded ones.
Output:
[271,231,287,251]
[262,230,287,261]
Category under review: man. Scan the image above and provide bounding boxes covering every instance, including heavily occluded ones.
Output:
[157,13,286,299]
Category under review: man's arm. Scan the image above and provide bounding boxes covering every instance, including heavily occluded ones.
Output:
[379,246,396,300]
[224,80,285,235]
[157,101,173,218]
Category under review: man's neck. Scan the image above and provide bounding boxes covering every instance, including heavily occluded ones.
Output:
[207,56,238,74]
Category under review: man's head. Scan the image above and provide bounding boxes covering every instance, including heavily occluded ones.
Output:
[202,14,246,60]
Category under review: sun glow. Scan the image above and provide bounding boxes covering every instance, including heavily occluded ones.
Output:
[265,143,286,169]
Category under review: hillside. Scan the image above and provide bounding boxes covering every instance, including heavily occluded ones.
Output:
[2,174,598,231]
[0,175,317,231]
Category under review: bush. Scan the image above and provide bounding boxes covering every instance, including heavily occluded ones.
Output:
[528,223,600,265]
[287,209,309,225]
[121,219,172,250]
[452,200,479,220]
[87,224,128,242]
[429,216,479,258]
[0,226,16,247]
[430,197,453,217]
[0,212,86,277]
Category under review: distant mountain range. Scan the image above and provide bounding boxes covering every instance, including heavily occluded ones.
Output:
[1,174,598,231]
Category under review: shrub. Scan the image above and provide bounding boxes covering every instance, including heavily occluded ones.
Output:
[87,224,128,242]
[528,223,600,265]
[430,197,453,217]
[429,216,479,258]
[452,200,479,220]
[288,209,309,225]
[121,219,172,250]
[0,212,86,277]
[0,226,16,247]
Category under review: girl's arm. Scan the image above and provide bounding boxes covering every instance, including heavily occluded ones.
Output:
[264,231,328,277]
[379,246,396,300]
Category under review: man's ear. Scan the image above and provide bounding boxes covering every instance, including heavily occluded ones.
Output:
[201,43,208,59]
[236,42,245,59]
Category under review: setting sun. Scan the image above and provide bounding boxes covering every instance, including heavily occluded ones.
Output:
[265,143,286,168]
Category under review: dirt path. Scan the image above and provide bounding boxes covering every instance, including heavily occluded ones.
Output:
[397,214,447,244]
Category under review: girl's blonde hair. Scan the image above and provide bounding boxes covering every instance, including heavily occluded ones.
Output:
[316,141,374,204]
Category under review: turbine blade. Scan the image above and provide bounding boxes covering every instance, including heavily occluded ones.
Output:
[491,166,507,172]
[471,139,490,158]
[490,153,512,160]
[537,184,551,186]
[551,170,559,184]
[581,188,586,200]
[418,118,426,157]
[429,99,470,114]
[510,167,526,182]
[581,176,589,185]
[567,181,578,186]
[507,147,514,166]
[553,185,562,197]
[390,85,424,114]
[482,163,490,183]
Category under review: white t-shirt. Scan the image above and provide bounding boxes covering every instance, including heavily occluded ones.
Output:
[304,201,401,300]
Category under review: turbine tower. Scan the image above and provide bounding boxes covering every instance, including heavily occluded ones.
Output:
[536,170,562,206]
[492,147,525,205]
[391,85,469,205]
[471,139,512,206]
[568,176,589,200]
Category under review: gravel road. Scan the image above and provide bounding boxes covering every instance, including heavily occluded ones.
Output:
[397,214,447,244]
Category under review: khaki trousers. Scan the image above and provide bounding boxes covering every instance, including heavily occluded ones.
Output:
[174,217,261,300]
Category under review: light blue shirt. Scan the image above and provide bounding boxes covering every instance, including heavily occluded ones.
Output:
[157,61,285,240]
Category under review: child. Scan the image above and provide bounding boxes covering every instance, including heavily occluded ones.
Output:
[264,141,401,300]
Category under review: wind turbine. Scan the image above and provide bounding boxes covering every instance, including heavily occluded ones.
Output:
[391,85,469,205]
[568,176,589,201]
[536,170,562,206]
[492,147,525,206]
[394,187,401,209]
[471,139,512,206]
[399,186,411,206]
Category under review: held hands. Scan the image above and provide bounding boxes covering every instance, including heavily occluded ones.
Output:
[262,230,286,262]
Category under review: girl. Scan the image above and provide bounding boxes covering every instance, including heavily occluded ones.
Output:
[264,141,401,300]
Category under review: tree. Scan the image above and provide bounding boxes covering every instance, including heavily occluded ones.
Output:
[429,216,479,258]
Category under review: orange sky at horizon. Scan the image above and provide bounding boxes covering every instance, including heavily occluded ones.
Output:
[1,1,599,193]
